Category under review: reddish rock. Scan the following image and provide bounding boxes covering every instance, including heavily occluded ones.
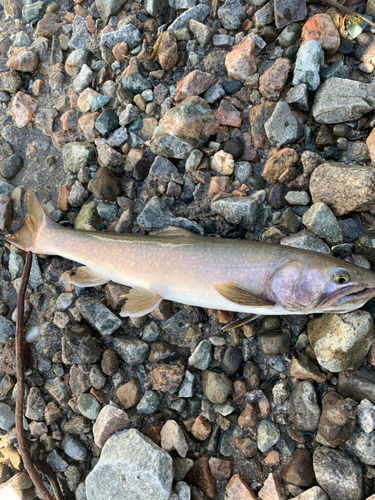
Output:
[258,397,271,419]
[264,450,280,466]
[85,15,95,33]
[112,42,129,62]
[191,416,212,441]
[279,448,315,487]
[32,79,44,97]
[174,70,216,102]
[225,35,257,82]
[36,13,61,39]
[215,100,242,127]
[290,352,326,383]
[69,365,90,395]
[0,195,12,231]
[258,473,286,500]
[232,380,247,405]
[318,392,356,447]
[158,31,178,71]
[151,363,185,393]
[366,127,375,165]
[208,176,229,195]
[78,112,100,142]
[259,58,292,101]
[7,50,38,72]
[249,102,276,149]
[208,457,232,480]
[262,148,299,184]
[186,456,217,500]
[234,438,257,458]
[116,379,140,409]
[93,405,129,448]
[11,91,37,128]
[58,184,71,211]
[302,14,340,54]
[238,402,258,427]
[61,110,77,131]
[160,420,188,457]
[225,475,257,500]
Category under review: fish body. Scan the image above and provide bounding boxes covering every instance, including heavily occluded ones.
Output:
[6,190,375,318]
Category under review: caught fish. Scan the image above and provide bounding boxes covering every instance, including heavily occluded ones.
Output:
[6,190,375,324]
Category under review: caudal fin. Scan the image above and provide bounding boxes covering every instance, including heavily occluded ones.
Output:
[5,189,57,255]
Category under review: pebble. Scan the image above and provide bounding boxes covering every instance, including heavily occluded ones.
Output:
[313,447,363,500]
[258,473,286,500]
[188,340,212,370]
[101,24,142,51]
[186,455,217,500]
[225,474,256,500]
[158,31,178,71]
[308,311,375,372]
[152,364,185,393]
[286,84,309,112]
[262,148,298,184]
[318,392,356,447]
[95,108,119,138]
[0,316,15,343]
[302,13,340,54]
[290,352,326,384]
[7,50,38,72]
[279,207,300,233]
[93,405,129,448]
[77,394,101,421]
[345,426,375,465]
[211,191,265,232]
[257,420,280,452]
[217,0,243,30]
[168,4,210,32]
[91,167,122,200]
[201,370,232,404]
[114,337,148,366]
[279,448,314,487]
[258,331,291,355]
[62,434,87,461]
[116,379,140,410]
[291,381,321,432]
[357,399,375,433]
[76,298,122,336]
[137,390,160,414]
[86,429,173,500]
[175,70,215,102]
[225,35,256,82]
[265,101,303,148]
[215,100,242,127]
[0,403,15,431]
[161,420,189,458]
[11,91,37,128]
[292,487,329,500]
[302,202,343,245]
[259,58,291,101]
[221,347,242,376]
[211,150,234,175]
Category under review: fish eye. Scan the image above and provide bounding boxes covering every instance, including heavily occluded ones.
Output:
[333,270,350,285]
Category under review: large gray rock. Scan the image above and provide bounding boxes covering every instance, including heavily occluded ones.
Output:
[313,78,375,124]
[264,101,303,147]
[345,427,375,465]
[168,4,210,32]
[313,447,363,500]
[308,311,375,372]
[95,0,128,24]
[76,298,122,336]
[338,368,375,405]
[86,429,173,500]
[302,202,343,246]
[217,0,244,30]
[281,229,331,255]
[293,40,324,91]
[275,0,307,29]
[101,24,142,50]
[211,190,265,231]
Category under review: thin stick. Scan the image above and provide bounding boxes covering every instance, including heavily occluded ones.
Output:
[15,251,55,500]
[321,0,375,29]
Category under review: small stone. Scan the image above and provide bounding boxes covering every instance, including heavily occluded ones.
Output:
[114,337,148,366]
[225,474,256,500]
[259,58,291,101]
[62,434,87,461]
[201,370,232,404]
[158,31,178,71]
[36,13,61,39]
[161,420,189,457]
[7,50,38,72]
[217,0,243,29]
[257,420,280,452]
[222,347,242,376]
[262,148,298,184]
[73,64,92,93]
[168,4,210,32]
[313,447,363,500]
[265,101,303,148]
[258,473,286,500]
[186,455,217,500]
[308,311,375,372]
[291,381,321,432]
[249,102,276,149]
[25,387,46,421]
[191,416,211,441]
[254,1,274,28]
[211,150,234,175]
[275,0,307,29]
[11,91,37,128]
[93,405,129,448]
[272,381,290,406]
[357,399,375,433]
[65,48,90,77]
[286,84,309,112]
[209,458,232,480]
[280,448,314,488]
[293,40,324,92]
[77,393,101,420]
[116,379,140,409]
[238,402,258,427]
[0,403,15,431]
[285,191,310,206]
[175,70,215,102]
[258,332,291,355]
[279,207,300,234]
[137,390,160,414]
[302,13,340,54]
[95,108,119,138]
[112,42,128,62]
[101,348,119,376]
[101,23,142,50]
[0,195,12,231]
[290,353,326,384]
[215,100,242,127]
[63,141,95,173]
[189,19,213,49]
[91,167,122,200]
[76,298,122,336]
[0,318,15,344]
[152,364,185,393]
[318,392,356,447]
[188,340,212,370]
[302,202,343,245]
[225,35,256,82]
[211,191,265,231]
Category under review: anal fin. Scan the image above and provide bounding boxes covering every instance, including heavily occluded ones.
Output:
[214,282,274,307]
[69,266,109,287]
[120,287,162,318]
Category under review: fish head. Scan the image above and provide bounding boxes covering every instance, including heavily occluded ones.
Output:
[269,254,375,313]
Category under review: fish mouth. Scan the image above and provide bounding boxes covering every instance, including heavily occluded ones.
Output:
[318,285,375,309]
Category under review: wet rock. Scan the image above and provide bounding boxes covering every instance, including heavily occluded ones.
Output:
[217,0,243,30]
[291,381,321,432]
[86,428,173,500]
[302,202,343,245]
[168,4,210,32]
[222,347,242,376]
[175,70,215,102]
[275,0,307,29]
[259,58,291,101]
[318,392,356,447]
[91,167,122,200]
[265,101,303,147]
[310,163,375,216]
[158,31,178,71]
[308,311,375,372]
[101,24,141,51]
[11,91,37,128]
[68,15,91,50]
[313,78,375,124]
[280,448,314,487]
[93,405,129,448]
[114,337,148,366]
[279,207,300,234]
[201,370,232,404]
[262,148,298,184]
[161,420,188,457]
[313,447,363,500]
[186,455,217,500]
[36,13,61,39]
[225,35,256,82]
[65,48,90,77]
[211,191,265,231]
[302,13,340,54]
[138,196,203,235]
[152,96,218,153]
[257,420,280,452]
[7,49,38,72]
[76,298,122,336]
[293,40,324,91]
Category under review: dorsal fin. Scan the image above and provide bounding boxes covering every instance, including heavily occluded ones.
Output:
[214,282,274,307]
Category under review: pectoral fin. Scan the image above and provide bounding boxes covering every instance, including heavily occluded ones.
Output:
[69,266,109,287]
[221,314,260,332]
[120,287,162,318]
[214,282,274,307]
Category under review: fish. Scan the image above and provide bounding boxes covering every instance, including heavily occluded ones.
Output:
[5,190,375,324]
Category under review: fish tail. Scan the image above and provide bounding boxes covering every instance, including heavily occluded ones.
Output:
[5,189,57,255]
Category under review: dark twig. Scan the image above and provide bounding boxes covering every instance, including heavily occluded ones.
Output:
[15,251,55,500]
[321,0,375,29]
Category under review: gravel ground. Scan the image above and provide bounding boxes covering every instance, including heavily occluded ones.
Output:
[3,0,375,499]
